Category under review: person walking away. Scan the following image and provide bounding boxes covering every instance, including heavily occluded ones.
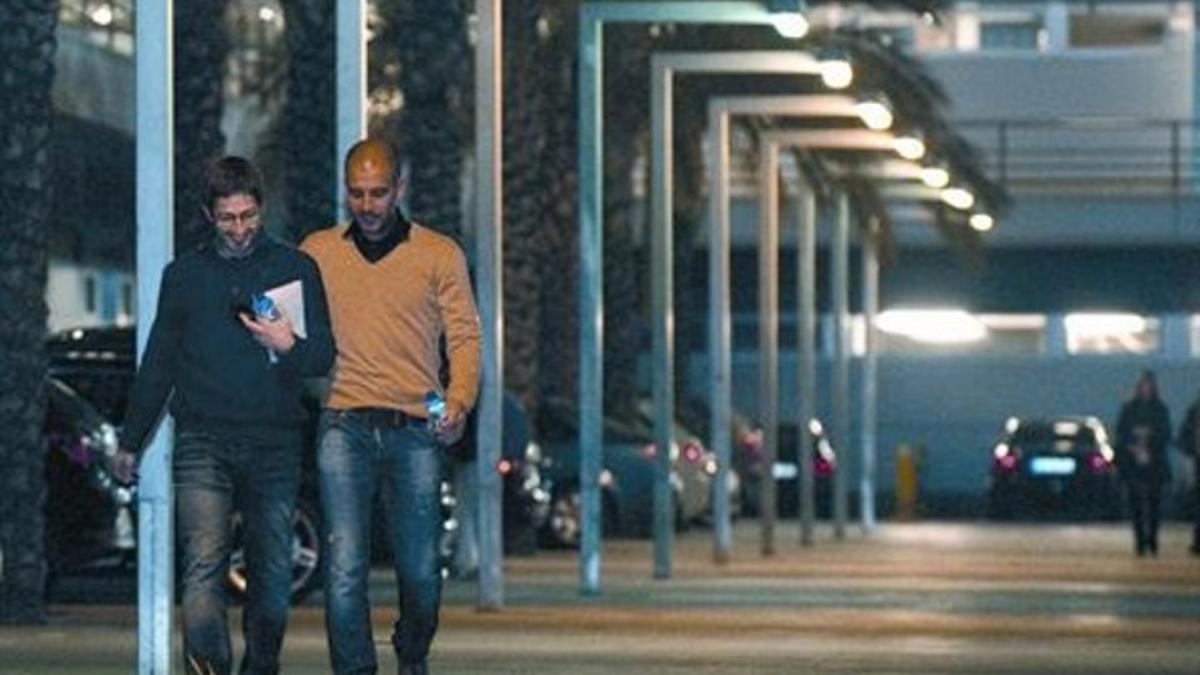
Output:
[111,156,335,674]
[1115,370,1172,557]
[301,138,481,675]
[1175,389,1200,555]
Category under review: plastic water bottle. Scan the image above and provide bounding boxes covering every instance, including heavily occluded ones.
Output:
[251,292,281,363]
[251,292,281,321]
[424,390,446,432]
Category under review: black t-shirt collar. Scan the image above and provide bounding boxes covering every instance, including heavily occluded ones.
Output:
[344,210,411,263]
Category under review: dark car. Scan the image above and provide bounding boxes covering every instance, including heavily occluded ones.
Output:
[736,418,837,518]
[987,416,1122,519]
[43,326,542,602]
[535,399,715,546]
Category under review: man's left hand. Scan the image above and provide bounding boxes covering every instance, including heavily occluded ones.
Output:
[435,402,467,445]
[239,311,297,354]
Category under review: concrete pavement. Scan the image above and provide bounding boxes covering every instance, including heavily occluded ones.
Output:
[4,521,1200,674]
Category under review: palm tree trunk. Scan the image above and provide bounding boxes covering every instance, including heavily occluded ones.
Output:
[280,0,337,242]
[174,0,230,252]
[394,0,470,239]
[0,0,56,624]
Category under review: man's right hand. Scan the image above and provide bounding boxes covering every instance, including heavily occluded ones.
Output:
[108,450,140,485]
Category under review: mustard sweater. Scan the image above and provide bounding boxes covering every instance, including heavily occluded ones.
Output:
[301,223,481,416]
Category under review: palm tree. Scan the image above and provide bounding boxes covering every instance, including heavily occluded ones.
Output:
[174,0,231,252]
[0,0,57,624]
[279,0,337,242]
[389,0,472,239]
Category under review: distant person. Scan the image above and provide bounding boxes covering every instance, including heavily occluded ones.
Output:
[301,138,481,675]
[1114,370,1172,556]
[112,156,335,674]
[1175,390,1200,555]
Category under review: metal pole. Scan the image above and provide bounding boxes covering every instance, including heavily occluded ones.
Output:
[831,191,850,540]
[797,186,817,546]
[758,142,779,556]
[860,231,879,533]
[649,63,675,579]
[135,1,174,671]
[577,10,604,596]
[474,0,504,611]
[709,106,733,564]
[336,0,366,212]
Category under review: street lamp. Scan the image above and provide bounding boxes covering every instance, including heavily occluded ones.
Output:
[893,133,926,161]
[769,0,809,38]
[855,96,894,131]
[941,186,976,210]
[817,46,854,90]
[970,213,995,232]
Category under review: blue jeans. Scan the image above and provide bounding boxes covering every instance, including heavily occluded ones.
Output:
[317,410,444,674]
[174,430,301,675]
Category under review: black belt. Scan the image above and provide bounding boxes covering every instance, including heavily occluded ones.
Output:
[345,407,426,428]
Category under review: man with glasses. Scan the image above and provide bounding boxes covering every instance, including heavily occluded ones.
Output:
[113,155,335,675]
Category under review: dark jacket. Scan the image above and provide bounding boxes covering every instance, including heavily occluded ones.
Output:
[122,237,335,453]
[1115,397,1172,482]
[1177,398,1200,459]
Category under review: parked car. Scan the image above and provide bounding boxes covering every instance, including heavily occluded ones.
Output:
[736,418,837,518]
[535,399,715,546]
[42,326,542,603]
[633,399,742,522]
[987,415,1122,520]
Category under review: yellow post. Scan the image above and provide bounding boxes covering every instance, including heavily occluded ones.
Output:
[895,444,918,521]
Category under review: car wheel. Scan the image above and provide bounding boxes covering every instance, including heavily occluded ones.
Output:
[544,483,583,548]
[226,499,322,606]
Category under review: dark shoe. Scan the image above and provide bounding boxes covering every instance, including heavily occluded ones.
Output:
[399,660,428,675]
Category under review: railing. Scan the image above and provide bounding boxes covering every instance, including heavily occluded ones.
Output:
[956,118,1200,197]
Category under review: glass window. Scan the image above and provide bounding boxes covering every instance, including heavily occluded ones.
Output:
[1065,313,1159,354]
[980,21,1041,50]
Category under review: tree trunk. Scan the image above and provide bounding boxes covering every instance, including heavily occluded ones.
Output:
[280,0,337,242]
[0,0,56,624]
[174,0,230,252]
[394,0,470,239]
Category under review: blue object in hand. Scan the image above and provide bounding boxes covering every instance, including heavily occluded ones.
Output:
[251,292,281,321]
[424,390,446,432]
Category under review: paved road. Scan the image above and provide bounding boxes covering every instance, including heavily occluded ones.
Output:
[5,521,1200,674]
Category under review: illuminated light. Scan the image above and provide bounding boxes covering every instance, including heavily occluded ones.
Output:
[875,308,987,344]
[683,443,702,463]
[703,459,718,476]
[920,166,950,189]
[993,443,1010,460]
[642,444,657,460]
[808,418,824,435]
[771,13,810,39]
[1054,421,1080,436]
[940,187,975,210]
[1064,313,1147,336]
[854,100,893,131]
[258,6,277,22]
[995,454,1019,472]
[893,135,926,160]
[1005,417,1020,434]
[969,213,994,232]
[496,458,513,475]
[90,4,114,26]
[819,59,853,89]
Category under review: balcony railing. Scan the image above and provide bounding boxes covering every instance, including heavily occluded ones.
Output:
[956,118,1200,197]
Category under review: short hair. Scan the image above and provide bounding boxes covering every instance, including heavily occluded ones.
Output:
[344,138,403,183]
[203,155,264,211]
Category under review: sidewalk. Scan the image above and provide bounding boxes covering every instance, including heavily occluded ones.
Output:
[4,521,1200,674]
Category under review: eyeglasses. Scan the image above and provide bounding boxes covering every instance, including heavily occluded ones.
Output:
[213,209,261,226]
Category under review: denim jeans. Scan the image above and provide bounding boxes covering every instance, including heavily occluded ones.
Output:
[317,410,444,674]
[174,430,302,675]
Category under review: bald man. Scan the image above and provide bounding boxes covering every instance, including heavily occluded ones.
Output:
[301,139,480,675]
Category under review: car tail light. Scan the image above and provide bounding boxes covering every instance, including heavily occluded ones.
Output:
[993,454,1019,473]
[496,458,515,476]
[814,457,834,477]
[1087,452,1113,474]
